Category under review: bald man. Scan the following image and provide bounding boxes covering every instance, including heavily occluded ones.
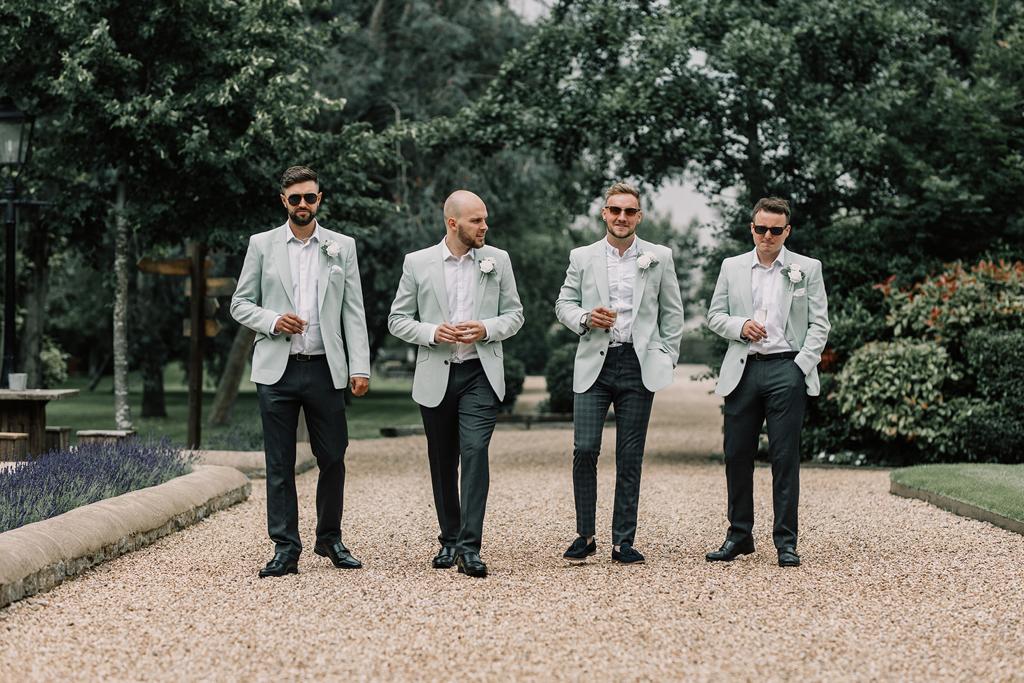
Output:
[388,191,524,578]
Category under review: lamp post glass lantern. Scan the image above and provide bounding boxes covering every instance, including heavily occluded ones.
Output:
[0,97,35,389]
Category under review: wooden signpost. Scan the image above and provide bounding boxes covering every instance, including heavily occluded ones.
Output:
[137,245,236,449]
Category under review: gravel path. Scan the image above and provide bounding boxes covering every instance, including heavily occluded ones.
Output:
[3,367,1023,681]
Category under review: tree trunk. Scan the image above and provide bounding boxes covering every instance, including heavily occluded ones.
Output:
[207,323,255,426]
[19,213,47,388]
[113,176,132,429]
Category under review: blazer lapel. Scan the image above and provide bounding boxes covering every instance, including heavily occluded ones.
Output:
[273,225,296,311]
[472,251,486,320]
[780,267,795,329]
[317,239,330,313]
[430,243,451,322]
[737,254,754,318]
[632,239,650,314]
[590,241,610,306]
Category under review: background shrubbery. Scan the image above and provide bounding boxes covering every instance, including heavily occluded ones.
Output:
[815,260,1024,464]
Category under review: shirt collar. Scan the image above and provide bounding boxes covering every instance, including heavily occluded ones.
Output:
[605,238,639,259]
[750,245,787,270]
[441,236,475,262]
[285,221,321,245]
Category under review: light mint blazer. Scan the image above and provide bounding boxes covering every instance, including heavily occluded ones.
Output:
[707,248,831,397]
[230,223,371,389]
[387,242,525,408]
[554,238,685,394]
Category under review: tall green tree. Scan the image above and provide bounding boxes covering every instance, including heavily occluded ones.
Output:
[1,0,385,425]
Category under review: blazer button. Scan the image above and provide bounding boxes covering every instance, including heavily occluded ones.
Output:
[604,329,610,334]
[739,358,744,364]
[443,360,449,365]
[599,350,605,356]
[285,336,291,342]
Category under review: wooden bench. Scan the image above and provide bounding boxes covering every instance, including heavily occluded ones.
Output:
[76,429,137,446]
[0,432,29,461]
[45,425,72,452]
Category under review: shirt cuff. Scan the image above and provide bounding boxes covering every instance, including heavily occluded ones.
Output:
[270,315,282,335]
[350,373,370,379]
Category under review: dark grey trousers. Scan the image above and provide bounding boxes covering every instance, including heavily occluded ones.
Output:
[572,344,654,546]
[723,356,807,550]
[419,359,498,555]
[257,356,348,560]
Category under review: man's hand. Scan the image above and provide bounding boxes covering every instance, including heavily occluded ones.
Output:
[350,376,369,397]
[274,313,306,335]
[434,323,462,344]
[588,306,617,330]
[455,321,486,344]
[741,319,768,343]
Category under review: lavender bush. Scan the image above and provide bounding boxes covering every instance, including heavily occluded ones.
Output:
[0,439,196,534]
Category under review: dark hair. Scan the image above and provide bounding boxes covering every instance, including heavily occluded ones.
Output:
[280,166,318,191]
[751,197,791,222]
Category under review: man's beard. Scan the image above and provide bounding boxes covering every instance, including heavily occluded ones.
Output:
[290,207,316,226]
[457,226,484,248]
[607,224,635,239]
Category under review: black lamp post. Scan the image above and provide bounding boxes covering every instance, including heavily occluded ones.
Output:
[0,97,35,389]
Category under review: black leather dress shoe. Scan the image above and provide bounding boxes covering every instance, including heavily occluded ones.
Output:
[611,543,645,564]
[314,540,363,569]
[258,552,298,578]
[456,551,488,578]
[777,547,801,567]
[705,538,755,562]
[432,546,457,569]
[563,536,597,560]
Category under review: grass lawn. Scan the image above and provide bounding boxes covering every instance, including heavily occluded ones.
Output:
[890,464,1024,523]
[45,369,421,448]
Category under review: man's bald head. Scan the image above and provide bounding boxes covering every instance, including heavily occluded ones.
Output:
[443,190,485,221]
[443,190,489,253]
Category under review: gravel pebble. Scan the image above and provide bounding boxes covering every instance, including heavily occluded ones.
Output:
[1,367,1022,681]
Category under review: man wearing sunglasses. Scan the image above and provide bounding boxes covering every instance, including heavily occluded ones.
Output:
[388,190,524,578]
[705,197,830,568]
[554,182,684,565]
[231,165,371,578]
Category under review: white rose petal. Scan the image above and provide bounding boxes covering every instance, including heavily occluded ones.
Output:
[637,253,654,269]
[326,243,342,258]
[479,258,495,273]
[788,269,802,283]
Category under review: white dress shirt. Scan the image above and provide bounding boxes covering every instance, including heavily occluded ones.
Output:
[440,237,480,363]
[606,238,638,345]
[749,246,796,354]
[269,223,324,354]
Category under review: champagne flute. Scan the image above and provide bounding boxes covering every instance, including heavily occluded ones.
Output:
[754,308,768,342]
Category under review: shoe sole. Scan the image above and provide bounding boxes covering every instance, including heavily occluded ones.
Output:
[313,547,362,569]
[432,562,456,569]
[612,557,645,565]
[705,548,755,562]
[563,550,597,563]
[258,566,298,578]
[457,565,487,578]
[778,559,801,567]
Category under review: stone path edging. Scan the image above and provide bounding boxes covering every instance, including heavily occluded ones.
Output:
[890,479,1024,535]
[0,465,250,609]
[193,442,314,478]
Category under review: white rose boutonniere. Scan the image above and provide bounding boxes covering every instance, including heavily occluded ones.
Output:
[479,257,496,274]
[782,263,803,284]
[637,252,657,270]
[321,240,342,259]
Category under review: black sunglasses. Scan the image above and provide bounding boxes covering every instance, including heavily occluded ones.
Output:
[286,193,320,206]
[753,225,788,236]
[605,206,641,217]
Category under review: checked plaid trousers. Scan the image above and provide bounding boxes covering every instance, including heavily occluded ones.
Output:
[572,344,655,546]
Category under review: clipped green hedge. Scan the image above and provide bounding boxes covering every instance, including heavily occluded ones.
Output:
[544,343,577,414]
[501,356,527,413]
[835,340,959,458]
[963,327,1024,410]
